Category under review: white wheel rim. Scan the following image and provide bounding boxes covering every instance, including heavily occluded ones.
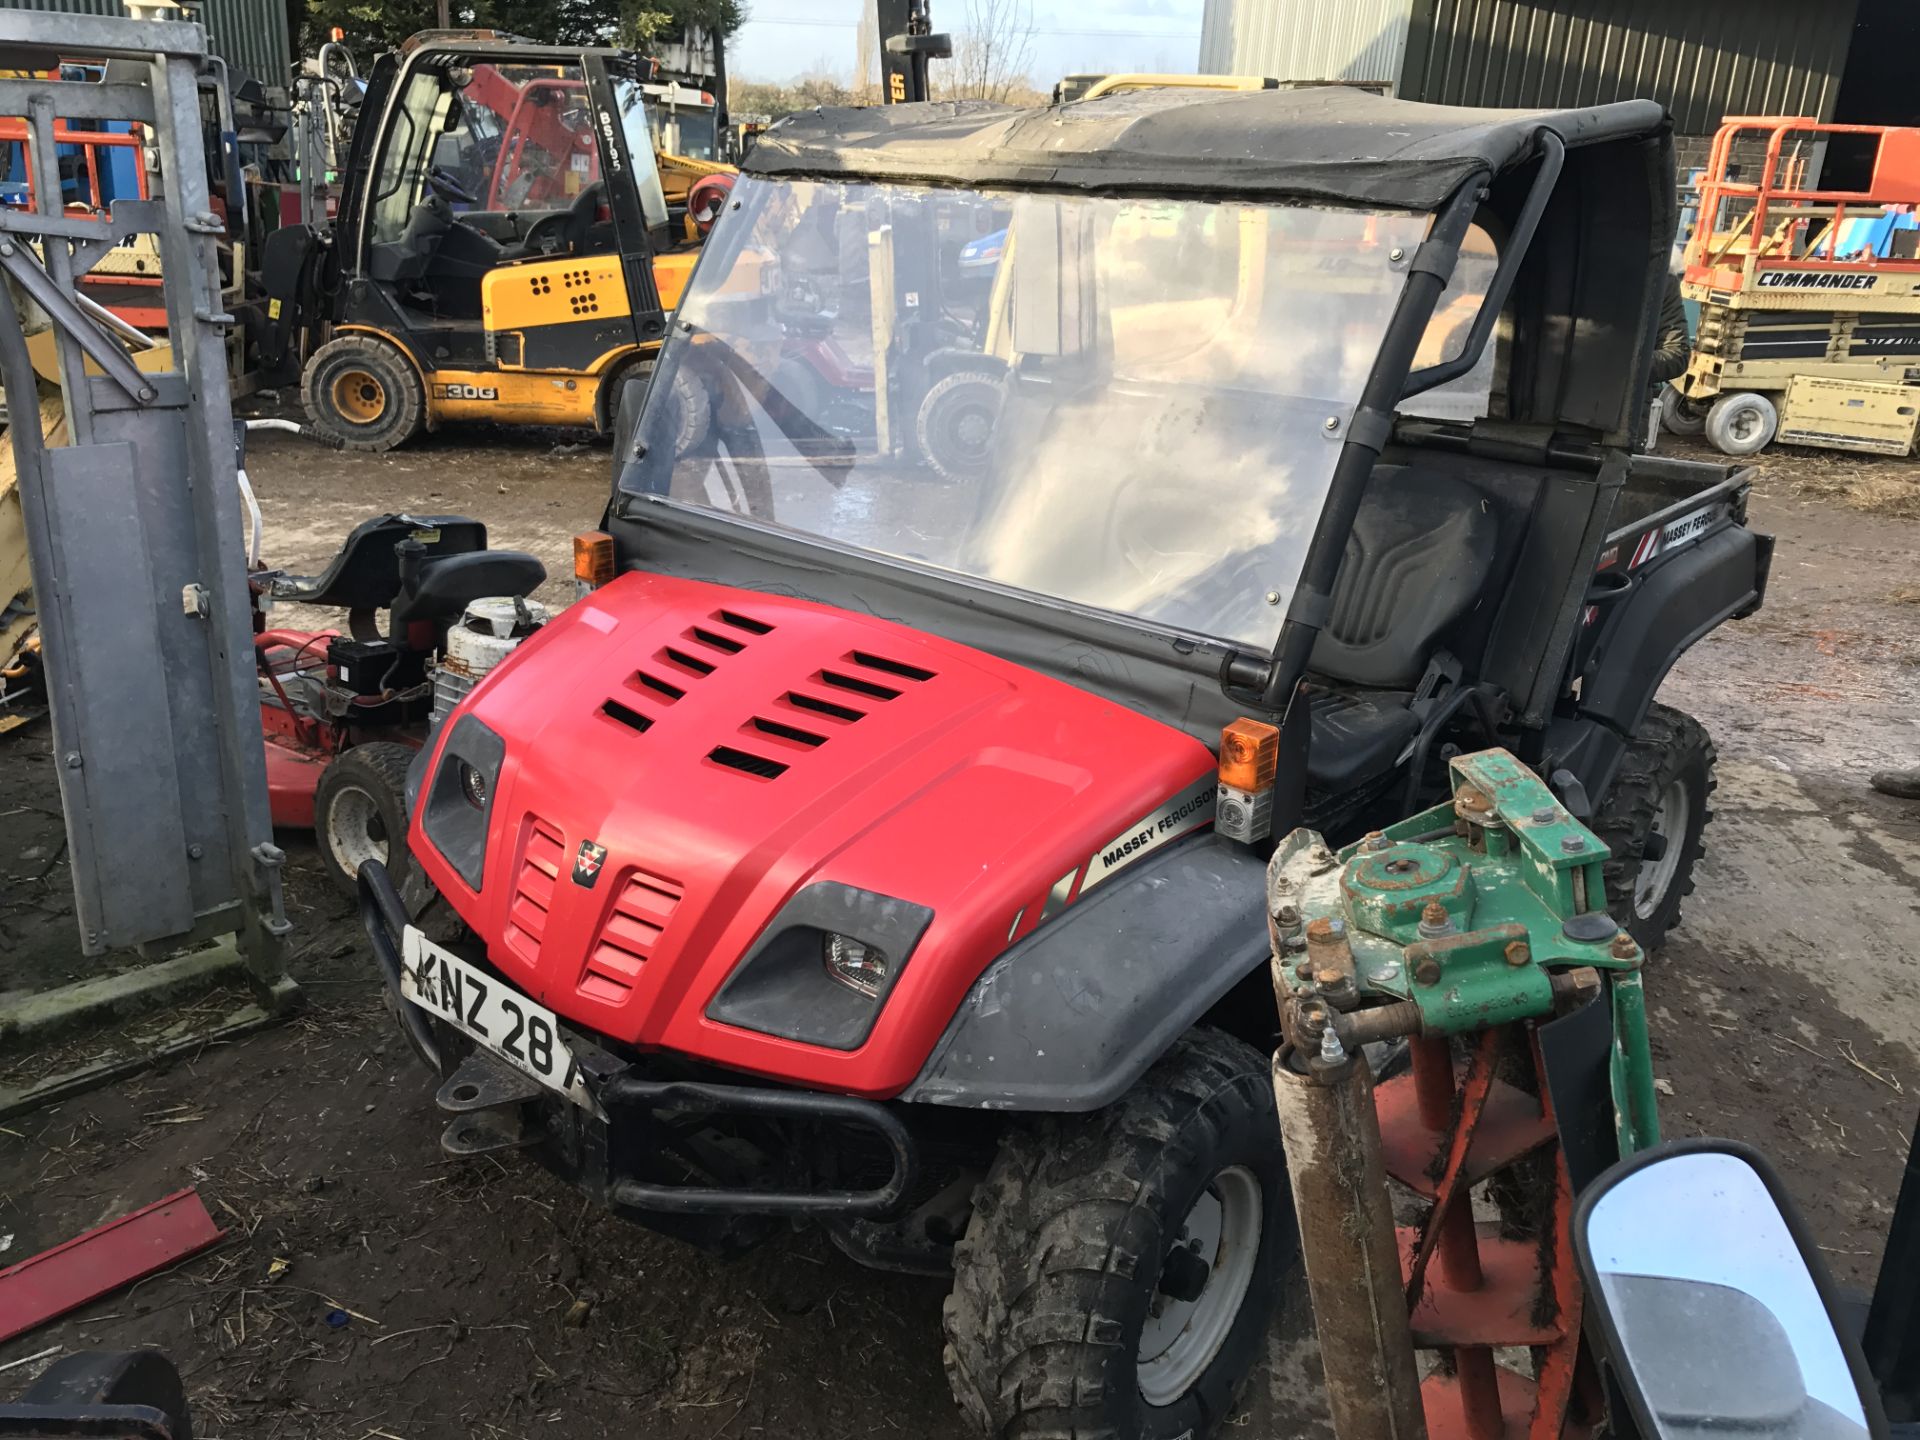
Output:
[326,786,390,877]
[1137,1165,1263,1407]
[1728,404,1765,443]
[1633,778,1690,919]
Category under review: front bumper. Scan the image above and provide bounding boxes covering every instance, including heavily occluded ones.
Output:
[357,860,919,1221]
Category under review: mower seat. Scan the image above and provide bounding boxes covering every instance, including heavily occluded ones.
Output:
[269,514,489,610]
[391,550,546,626]
[1306,464,1497,790]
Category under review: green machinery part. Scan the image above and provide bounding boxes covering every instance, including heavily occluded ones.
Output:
[1269,746,1660,1156]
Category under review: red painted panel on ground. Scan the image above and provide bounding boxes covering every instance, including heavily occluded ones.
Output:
[0,1188,226,1343]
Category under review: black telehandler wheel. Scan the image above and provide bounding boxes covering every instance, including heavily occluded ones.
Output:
[943,1028,1296,1440]
[1592,702,1717,951]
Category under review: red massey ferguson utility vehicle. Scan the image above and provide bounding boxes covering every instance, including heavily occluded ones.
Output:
[358,89,1771,1437]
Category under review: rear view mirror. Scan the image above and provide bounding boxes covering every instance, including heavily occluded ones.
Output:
[1577,1141,1886,1440]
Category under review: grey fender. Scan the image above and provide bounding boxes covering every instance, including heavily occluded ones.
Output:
[900,833,1270,1112]
[1547,520,1767,805]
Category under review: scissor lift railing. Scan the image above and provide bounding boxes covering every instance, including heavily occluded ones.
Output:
[1684,117,1920,300]
[0,10,294,1113]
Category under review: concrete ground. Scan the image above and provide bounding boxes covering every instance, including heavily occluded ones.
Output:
[1,420,1917,1437]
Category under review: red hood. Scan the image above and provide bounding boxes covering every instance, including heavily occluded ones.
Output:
[411,571,1215,1097]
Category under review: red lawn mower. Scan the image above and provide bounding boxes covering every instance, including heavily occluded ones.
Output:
[251,512,547,892]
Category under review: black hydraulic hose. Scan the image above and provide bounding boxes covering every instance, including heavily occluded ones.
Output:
[1262,173,1490,708]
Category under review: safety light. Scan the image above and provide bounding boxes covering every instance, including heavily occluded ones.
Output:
[1217,717,1280,843]
[573,531,615,595]
[1219,717,1280,791]
[823,933,889,998]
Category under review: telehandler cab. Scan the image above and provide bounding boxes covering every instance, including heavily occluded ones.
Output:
[260,31,723,450]
[360,86,1770,1439]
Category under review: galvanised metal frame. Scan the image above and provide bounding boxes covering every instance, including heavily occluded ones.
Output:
[0,12,291,1001]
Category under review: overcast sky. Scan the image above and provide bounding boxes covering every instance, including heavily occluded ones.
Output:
[730,0,1206,85]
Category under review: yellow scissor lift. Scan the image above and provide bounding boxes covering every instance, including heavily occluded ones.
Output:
[1670,116,1920,457]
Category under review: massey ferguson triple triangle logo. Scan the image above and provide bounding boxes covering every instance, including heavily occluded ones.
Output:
[573,840,608,887]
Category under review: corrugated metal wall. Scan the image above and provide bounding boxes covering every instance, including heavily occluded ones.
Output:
[11,0,292,87]
[1200,0,1415,86]
[1399,0,1860,134]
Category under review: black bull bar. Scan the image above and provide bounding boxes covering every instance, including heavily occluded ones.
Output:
[355,859,920,1219]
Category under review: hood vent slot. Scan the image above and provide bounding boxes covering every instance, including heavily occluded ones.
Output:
[747,716,826,748]
[786,690,864,723]
[690,625,745,655]
[849,650,935,683]
[819,669,900,701]
[662,645,716,677]
[716,609,774,635]
[633,669,684,703]
[709,745,788,780]
[583,868,683,1001]
[602,698,652,733]
[504,818,565,965]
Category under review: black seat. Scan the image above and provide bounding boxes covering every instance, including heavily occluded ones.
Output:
[1306,465,1498,791]
[391,551,546,626]
[268,514,489,610]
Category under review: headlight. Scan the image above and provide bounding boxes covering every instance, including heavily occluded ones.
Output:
[422,715,504,890]
[823,933,888,998]
[459,759,488,809]
[707,884,933,1050]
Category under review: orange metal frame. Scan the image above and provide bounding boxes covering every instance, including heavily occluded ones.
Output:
[0,115,151,214]
[1685,116,1920,292]
[1377,1027,1599,1440]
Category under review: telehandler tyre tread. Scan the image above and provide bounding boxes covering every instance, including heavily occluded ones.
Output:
[943,1028,1294,1440]
[1593,702,1716,952]
[303,335,426,452]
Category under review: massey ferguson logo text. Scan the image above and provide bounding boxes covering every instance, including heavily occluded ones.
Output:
[573,840,608,887]
[1757,271,1878,291]
[1098,785,1213,872]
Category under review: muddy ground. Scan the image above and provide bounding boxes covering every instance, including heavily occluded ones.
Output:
[2,423,1919,1438]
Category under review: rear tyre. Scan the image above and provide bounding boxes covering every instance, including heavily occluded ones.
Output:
[1703,390,1777,457]
[302,335,426,452]
[916,369,1003,483]
[1659,387,1708,437]
[313,742,415,898]
[1592,703,1716,952]
[943,1029,1295,1440]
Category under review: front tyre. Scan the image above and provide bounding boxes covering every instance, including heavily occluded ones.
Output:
[1593,702,1716,951]
[301,335,426,452]
[944,1029,1295,1440]
[915,369,1003,483]
[1704,390,1777,456]
[313,742,415,897]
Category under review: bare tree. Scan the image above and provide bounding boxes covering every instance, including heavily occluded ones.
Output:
[942,0,1036,104]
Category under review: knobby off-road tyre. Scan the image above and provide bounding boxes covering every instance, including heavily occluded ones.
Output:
[313,742,415,898]
[943,1029,1296,1440]
[1592,702,1716,952]
[302,335,426,452]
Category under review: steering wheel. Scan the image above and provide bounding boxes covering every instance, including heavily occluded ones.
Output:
[426,166,479,207]
[521,181,606,258]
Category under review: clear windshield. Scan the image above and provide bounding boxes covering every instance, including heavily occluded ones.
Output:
[621,177,1432,648]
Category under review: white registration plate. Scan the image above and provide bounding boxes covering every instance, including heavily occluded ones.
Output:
[401,928,600,1114]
